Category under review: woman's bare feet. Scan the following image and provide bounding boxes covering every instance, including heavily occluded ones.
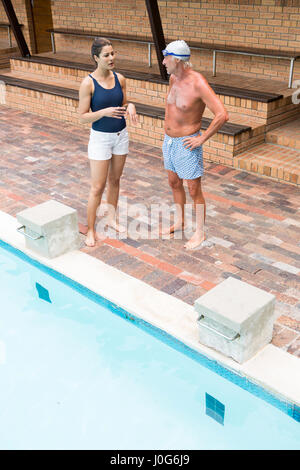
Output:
[184,232,206,250]
[85,229,105,247]
[106,218,127,233]
[160,221,184,236]
[85,229,96,247]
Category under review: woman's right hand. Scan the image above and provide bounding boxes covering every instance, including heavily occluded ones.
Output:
[103,107,126,119]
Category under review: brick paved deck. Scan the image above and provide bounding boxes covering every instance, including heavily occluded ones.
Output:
[0,106,299,358]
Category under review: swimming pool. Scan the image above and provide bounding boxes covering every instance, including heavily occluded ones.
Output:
[0,239,299,450]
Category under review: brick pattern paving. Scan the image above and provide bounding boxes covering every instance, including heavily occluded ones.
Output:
[0,106,299,358]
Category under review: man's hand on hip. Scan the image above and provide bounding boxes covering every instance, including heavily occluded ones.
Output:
[183,135,204,150]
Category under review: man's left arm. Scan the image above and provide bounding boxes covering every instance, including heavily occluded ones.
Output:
[184,75,229,150]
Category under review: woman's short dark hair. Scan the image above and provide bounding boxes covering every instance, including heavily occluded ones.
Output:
[91,37,112,63]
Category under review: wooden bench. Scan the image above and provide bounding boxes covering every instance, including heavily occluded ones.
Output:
[46,28,300,88]
[46,28,154,66]
[188,41,300,89]
[0,22,23,48]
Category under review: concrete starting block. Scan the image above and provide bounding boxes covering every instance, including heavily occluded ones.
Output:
[16,199,80,258]
[194,276,276,363]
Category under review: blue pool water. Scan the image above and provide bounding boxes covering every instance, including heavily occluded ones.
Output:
[0,241,299,450]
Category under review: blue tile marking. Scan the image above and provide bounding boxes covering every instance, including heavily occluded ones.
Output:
[35,282,52,303]
[293,405,300,423]
[206,393,225,425]
[0,238,299,423]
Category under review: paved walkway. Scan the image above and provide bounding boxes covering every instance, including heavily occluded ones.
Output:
[0,106,299,358]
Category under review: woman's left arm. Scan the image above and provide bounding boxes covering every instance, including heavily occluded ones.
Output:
[118,73,138,125]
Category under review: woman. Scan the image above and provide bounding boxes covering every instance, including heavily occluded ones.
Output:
[79,37,138,247]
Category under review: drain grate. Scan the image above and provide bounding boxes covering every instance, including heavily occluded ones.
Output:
[205,393,225,425]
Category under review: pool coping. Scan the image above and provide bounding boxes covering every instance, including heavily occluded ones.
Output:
[0,210,299,417]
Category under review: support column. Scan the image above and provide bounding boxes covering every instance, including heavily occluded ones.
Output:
[1,0,30,57]
[145,0,168,81]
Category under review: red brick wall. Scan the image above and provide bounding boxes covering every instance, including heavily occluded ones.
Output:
[50,0,300,82]
[0,1,299,82]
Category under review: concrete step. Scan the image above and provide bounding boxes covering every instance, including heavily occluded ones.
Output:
[234,141,300,185]
[266,118,300,150]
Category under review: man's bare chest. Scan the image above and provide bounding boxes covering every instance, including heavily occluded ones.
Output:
[167,83,200,111]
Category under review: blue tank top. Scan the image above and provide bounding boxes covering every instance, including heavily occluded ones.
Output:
[89,72,126,133]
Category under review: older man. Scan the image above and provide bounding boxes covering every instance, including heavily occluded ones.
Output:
[162,40,229,249]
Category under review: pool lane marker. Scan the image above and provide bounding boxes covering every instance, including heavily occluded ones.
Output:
[205,393,225,425]
[35,282,52,303]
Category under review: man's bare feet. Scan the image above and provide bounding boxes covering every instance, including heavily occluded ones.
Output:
[160,221,184,236]
[106,218,127,233]
[184,232,205,250]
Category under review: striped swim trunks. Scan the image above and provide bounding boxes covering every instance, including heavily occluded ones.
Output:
[162,132,204,180]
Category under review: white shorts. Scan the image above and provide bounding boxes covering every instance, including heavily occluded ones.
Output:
[88,127,129,160]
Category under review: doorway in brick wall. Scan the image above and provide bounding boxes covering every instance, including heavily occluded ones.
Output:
[26,0,53,54]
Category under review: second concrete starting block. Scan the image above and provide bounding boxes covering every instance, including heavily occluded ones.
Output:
[194,277,276,363]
